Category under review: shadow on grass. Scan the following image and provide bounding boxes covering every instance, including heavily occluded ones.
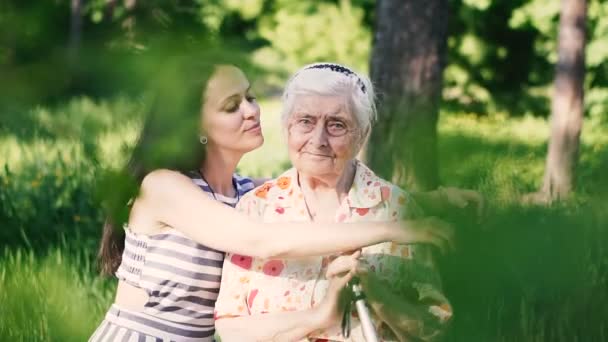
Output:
[439,202,608,341]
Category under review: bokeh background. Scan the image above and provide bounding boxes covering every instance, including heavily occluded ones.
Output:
[1,1,607,341]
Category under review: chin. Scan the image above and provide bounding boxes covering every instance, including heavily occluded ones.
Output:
[297,162,333,176]
[242,137,264,153]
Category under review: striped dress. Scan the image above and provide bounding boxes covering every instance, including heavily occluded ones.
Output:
[90,173,255,342]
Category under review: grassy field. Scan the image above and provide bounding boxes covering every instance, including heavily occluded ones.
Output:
[1,96,607,341]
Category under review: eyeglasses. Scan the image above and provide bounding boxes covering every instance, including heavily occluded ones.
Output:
[289,117,355,137]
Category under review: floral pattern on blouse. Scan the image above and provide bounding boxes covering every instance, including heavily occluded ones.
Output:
[215,162,452,341]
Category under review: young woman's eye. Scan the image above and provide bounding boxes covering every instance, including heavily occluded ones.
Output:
[246,94,257,102]
[225,102,239,112]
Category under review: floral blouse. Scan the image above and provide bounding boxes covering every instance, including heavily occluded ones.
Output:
[214,162,452,341]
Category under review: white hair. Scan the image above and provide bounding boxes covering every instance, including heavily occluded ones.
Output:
[281,63,376,147]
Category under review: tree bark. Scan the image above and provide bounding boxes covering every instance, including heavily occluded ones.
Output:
[366,0,448,191]
[69,0,84,54]
[540,0,587,201]
[105,0,118,21]
[123,0,137,42]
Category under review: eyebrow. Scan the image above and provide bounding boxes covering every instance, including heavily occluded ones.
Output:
[326,114,349,121]
[219,85,251,107]
[292,112,351,123]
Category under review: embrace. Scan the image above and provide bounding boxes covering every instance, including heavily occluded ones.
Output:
[90,61,482,341]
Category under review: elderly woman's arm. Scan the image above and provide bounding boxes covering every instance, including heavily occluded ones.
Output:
[215,252,357,341]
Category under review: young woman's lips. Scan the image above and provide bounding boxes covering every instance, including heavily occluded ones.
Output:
[245,123,261,134]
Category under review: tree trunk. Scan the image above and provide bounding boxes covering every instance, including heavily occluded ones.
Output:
[123,0,137,42]
[105,0,118,21]
[366,0,448,191]
[540,0,586,201]
[69,0,84,54]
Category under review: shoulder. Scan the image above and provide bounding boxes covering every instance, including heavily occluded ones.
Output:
[356,162,409,202]
[248,169,295,202]
[140,169,206,204]
[356,162,418,214]
[141,169,191,190]
[236,169,295,209]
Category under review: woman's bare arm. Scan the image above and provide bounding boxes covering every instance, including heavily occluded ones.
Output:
[138,170,451,258]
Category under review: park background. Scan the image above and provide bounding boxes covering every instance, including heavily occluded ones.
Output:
[1,0,607,340]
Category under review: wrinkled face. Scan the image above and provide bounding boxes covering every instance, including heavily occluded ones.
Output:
[287,95,359,179]
[202,65,263,154]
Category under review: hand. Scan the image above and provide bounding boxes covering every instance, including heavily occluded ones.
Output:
[313,252,360,330]
[324,250,369,278]
[390,217,455,254]
[437,186,485,221]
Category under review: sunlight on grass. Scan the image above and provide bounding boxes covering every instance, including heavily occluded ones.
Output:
[0,248,114,341]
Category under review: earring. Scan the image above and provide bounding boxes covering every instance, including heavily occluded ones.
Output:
[199,135,208,145]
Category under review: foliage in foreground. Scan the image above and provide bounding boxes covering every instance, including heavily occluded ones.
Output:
[1,97,607,340]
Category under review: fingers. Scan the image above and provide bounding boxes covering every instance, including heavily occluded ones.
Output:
[442,187,468,208]
[428,217,455,252]
[413,217,455,254]
[326,270,354,294]
[326,252,361,278]
[460,189,486,221]
[429,232,450,255]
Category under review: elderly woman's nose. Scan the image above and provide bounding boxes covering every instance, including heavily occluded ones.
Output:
[309,121,329,146]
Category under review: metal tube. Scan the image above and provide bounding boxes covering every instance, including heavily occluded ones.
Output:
[351,279,380,342]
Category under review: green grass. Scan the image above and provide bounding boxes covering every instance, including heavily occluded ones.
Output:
[1,96,607,340]
[0,247,115,341]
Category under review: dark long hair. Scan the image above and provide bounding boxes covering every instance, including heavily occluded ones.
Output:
[97,47,251,275]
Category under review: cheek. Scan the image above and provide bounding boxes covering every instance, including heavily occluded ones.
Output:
[328,136,355,159]
[286,130,308,154]
[211,116,242,134]
[206,115,243,146]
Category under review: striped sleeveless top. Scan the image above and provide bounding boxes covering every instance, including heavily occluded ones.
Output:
[114,173,255,340]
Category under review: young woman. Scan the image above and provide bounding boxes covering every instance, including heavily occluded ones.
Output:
[89,60,459,341]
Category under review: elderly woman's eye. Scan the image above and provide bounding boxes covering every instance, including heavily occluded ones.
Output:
[328,121,347,135]
[297,118,313,126]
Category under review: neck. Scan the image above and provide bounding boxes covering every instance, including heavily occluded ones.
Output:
[200,145,243,196]
[299,161,356,198]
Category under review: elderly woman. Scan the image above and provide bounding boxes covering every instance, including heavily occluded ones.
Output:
[214,63,453,341]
